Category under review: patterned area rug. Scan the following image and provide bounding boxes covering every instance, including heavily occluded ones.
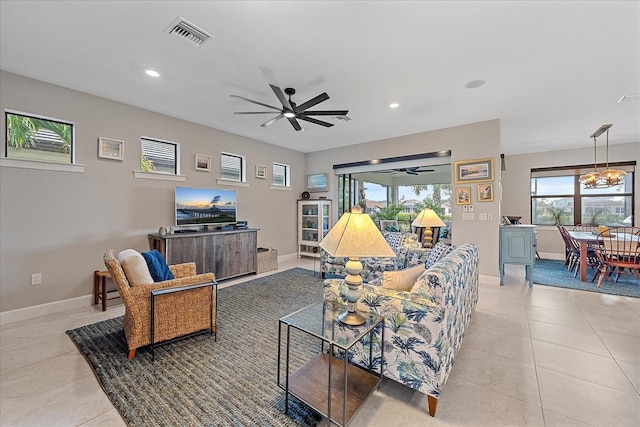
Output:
[533,259,640,298]
[67,268,323,426]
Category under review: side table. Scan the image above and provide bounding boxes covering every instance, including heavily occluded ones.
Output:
[93,270,120,311]
[278,302,384,426]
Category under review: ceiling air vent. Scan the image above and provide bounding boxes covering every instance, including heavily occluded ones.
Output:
[166,17,213,48]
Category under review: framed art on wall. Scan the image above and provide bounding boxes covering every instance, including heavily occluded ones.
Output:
[195,154,211,171]
[97,137,123,161]
[477,183,494,201]
[307,173,328,192]
[454,158,494,183]
[456,187,471,204]
[256,164,267,179]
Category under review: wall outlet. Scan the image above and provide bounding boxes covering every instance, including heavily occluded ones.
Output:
[31,273,42,286]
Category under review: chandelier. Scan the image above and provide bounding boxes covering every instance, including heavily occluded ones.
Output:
[579,124,627,189]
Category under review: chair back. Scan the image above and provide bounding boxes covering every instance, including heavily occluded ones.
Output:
[380,219,399,232]
[103,250,135,303]
[596,227,640,261]
[557,225,579,255]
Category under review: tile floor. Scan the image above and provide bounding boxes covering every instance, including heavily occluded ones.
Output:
[1,260,639,427]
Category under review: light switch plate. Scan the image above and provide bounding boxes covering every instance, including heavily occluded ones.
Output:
[469,205,474,212]
[463,205,468,213]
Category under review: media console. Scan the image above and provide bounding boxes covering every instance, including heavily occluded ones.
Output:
[148,228,259,281]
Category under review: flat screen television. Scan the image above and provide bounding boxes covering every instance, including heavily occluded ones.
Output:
[175,187,237,229]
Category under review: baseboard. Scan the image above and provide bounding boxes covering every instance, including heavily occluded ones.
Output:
[539,252,565,261]
[278,252,299,263]
[0,294,93,325]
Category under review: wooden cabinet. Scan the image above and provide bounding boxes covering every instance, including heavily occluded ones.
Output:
[148,229,258,281]
[298,199,331,258]
[499,225,537,287]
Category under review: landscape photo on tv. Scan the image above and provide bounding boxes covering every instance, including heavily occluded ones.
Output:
[175,187,237,226]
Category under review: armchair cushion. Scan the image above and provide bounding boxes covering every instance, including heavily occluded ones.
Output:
[142,249,175,282]
[117,249,153,286]
[382,264,425,292]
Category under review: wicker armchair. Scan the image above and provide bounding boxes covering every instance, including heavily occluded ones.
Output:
[103,250,216,359]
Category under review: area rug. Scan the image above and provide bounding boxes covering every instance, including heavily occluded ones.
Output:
[533,259,640,298]
[67,268,323,427]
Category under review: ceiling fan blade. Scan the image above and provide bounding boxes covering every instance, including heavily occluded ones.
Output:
[286,116,303,131]
[295,92,329,112]
[230,95,282,111]
[297,115,333,128]
[301,110,349,116]
[234,111,281,114]
[260,114,284,127]
[270,84,292,110]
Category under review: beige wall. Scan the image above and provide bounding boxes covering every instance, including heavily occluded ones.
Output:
[0,71,306,312]
[501,142,639,258]
[306,120,502,281]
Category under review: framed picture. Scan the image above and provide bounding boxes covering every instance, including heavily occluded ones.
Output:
[454,158,494,183]
[256,164,267,179]
[195,154,211,171]
[456,187,471,205]
[307,173,328,192]
[477,183,494,202]
[97,137,123,161]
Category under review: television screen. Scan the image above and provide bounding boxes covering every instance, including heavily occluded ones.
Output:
[307,173,328,192]
[175,187,237,227]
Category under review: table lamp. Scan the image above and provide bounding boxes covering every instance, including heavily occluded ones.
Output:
[319,206,396,325]
[412,208,446,248]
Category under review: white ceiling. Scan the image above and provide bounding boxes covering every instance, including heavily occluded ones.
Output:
[1,1,638,155]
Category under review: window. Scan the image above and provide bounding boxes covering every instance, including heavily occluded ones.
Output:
[272,162,290,187]
[5,110,74,164]
[221,152,245,182]
[531,163,635,226]
[140,137,179,175]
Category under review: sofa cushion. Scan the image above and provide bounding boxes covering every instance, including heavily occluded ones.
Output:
[383,231,404,253]
[382,265,425,291]
[117,249,154,286]
[424,242,453,269]
[141,249,175,282]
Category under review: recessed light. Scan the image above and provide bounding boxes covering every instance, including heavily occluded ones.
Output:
[389,103,400,108]
[144,69,160,78]
[465,80,485,89]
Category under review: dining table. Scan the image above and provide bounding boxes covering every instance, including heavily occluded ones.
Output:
[568,230,639,281]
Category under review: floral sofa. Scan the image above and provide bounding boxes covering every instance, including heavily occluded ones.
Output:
[323,242,479,417]
[321,231,432,282]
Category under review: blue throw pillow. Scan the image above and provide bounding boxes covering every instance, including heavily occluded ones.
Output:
[141,249,175,282]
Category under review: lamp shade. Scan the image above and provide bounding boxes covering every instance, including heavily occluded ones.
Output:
[412,208,446,228]
[319,206,395,258]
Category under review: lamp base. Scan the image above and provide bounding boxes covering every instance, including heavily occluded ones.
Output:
[338,310,366,326]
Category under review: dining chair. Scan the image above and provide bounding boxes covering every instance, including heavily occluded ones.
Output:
[593,227,640,288]
[558,226,599,278]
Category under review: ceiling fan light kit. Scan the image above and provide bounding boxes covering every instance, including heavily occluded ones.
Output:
[579,124,627,189]
[232,84,349,131]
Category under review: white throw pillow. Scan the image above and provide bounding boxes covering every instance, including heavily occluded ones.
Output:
[117,249,153,286]
[382,265,425,292]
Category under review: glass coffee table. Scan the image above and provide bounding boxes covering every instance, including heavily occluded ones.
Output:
[277,302,384,426]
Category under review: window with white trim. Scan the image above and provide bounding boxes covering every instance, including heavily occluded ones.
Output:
[140,137,179,175]
[5,110,74,164]
[272,162,290,187]
[221,152,246,182]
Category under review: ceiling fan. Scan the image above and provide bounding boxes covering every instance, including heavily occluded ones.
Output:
[376,167,435,175]
[231,84,348,131]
